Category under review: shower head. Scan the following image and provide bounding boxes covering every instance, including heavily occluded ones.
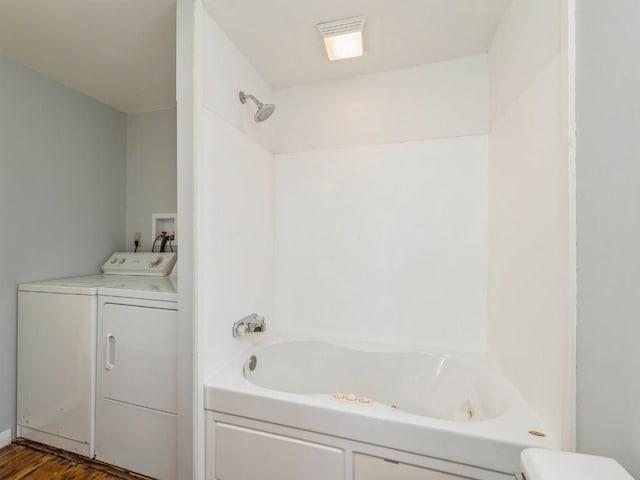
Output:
[254,102,275,122]
[239,91,275,122]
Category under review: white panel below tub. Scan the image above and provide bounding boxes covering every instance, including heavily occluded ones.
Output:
[355,454,469,480]
[215,422,344,480]
[275,135,488,351]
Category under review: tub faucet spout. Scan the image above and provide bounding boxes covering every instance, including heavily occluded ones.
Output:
[233,313,266,337]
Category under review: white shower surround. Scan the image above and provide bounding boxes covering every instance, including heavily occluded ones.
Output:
[275,136,488,351]
[195,0,574,476]
[271,53,489,352]
[197,7,491,381]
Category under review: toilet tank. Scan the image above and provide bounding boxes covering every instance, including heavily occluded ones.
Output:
[521,448,635,480]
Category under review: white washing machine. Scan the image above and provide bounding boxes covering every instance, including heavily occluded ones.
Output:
[17,275,118,456]
[94,274,178,480]
[17,252,177,477]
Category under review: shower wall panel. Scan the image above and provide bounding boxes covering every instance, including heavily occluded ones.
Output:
[275,136,488,351]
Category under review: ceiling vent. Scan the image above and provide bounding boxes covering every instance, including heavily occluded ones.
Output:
[317,16,366,38]
[316,16,366,61]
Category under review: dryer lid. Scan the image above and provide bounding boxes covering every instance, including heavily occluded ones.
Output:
[521,449,635,480]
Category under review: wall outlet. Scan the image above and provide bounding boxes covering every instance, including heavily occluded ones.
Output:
[134,232,142,242]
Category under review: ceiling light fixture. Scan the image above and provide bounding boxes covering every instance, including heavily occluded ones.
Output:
[317,16,366,62]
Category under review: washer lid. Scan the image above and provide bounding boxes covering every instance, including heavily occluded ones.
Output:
[522,449,635,480]
[19,275,118,295]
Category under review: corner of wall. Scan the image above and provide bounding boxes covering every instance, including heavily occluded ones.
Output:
[125,108,178,252]
[487,0,573,446]
[196,1,275,389]
[200,9,276,153]
[488,0,562,128]
[176,0,199,478]
[562,0,577,452]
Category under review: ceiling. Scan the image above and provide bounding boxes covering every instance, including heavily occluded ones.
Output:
[204,0,513,89]
[0,0,512,112]
[0,0,176,114]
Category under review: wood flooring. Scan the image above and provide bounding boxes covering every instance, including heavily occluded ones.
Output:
[0,439,154,480]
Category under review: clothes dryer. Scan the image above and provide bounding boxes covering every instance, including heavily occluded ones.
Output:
[94,273,178,480]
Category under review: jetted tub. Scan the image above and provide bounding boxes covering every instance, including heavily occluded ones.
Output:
[205,337,558,480]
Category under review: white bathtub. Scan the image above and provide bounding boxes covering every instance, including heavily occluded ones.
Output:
[205,336,558,480]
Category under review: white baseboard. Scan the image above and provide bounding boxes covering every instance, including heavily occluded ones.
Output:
[0,428,11,448]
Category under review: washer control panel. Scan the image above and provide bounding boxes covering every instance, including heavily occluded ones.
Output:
[101,252,177,276]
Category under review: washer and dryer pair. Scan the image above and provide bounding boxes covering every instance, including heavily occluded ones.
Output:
[17,252,178,480]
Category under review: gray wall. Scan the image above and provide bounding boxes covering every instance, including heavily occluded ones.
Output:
[0,54,127,437]
[126,108,177,252]
[576,1,640,476]
[176,0,195,476]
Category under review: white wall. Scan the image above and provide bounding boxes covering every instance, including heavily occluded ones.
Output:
[176,0,197,477]
[274,56,489,350]
[201,11,275,153]
[197,9,275,384]
[276,137,487,350]
[126,108,177,251]
[489,0,561,124]
[576,1,640,476]
[274,55,488,153]
[0,53,127,438]
[487,0,571,445]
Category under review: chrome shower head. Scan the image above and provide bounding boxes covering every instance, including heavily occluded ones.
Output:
[239,91,275,122]
[254,102,275,122]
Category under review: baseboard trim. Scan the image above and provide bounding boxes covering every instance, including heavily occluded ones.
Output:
[0,428,11,448]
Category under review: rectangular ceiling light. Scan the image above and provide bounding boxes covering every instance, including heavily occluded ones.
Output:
[317,16,366,61]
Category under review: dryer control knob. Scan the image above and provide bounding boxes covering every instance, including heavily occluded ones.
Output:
[150,256,163,267]
[110,258,118,264]
[118,258,126,264]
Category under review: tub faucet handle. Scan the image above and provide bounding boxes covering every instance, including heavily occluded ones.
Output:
[233,313,266,337]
